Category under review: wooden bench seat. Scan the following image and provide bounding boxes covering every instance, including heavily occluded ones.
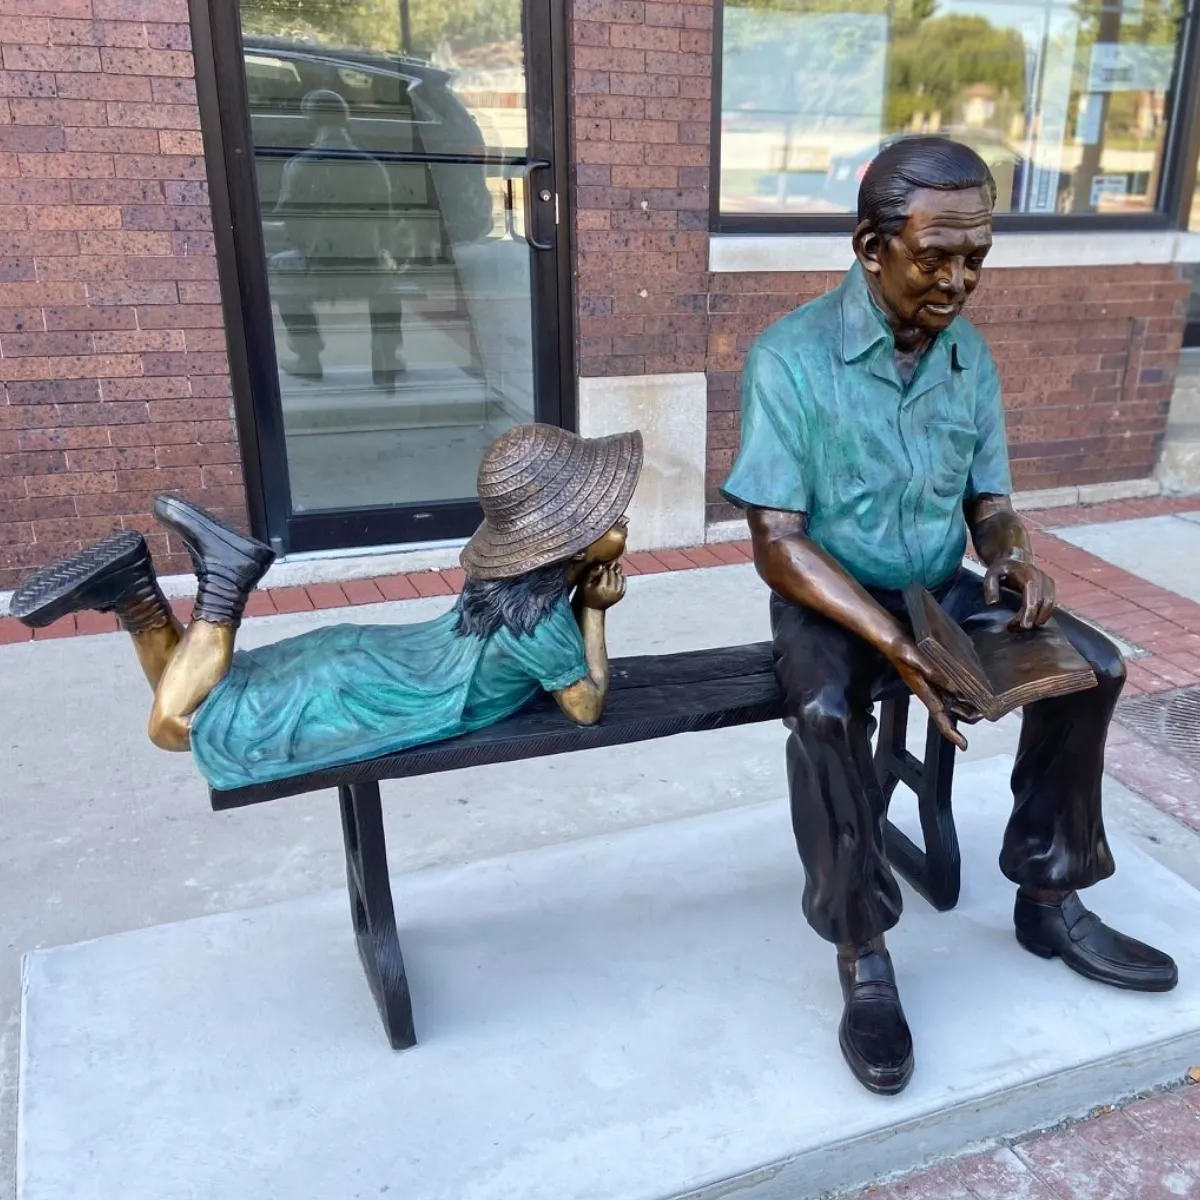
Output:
[209,642,960,1049]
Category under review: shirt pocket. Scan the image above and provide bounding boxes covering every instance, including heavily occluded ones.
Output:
[926,418,977,500]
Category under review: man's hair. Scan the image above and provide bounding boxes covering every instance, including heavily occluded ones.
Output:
[858,136,996,241]
[301,88,351,128]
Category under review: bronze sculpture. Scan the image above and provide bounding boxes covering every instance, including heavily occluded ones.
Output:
[722,136,1176,1097]
[9,425,642,791]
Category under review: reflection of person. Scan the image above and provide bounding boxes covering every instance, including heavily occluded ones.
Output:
[10,426,643,792]
[723,137,1176,1097]
[271,88,406,389]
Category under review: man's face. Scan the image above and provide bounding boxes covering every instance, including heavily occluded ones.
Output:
[859,186,993,336]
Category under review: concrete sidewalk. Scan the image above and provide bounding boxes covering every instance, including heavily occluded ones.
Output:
[4,497,1200,1199]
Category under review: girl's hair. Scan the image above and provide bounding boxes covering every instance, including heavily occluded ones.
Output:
[454,561,570,638]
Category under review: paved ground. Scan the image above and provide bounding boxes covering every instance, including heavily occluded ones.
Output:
[4,494,1200,1199]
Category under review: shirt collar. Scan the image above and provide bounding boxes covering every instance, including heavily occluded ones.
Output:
[838,260,966,375]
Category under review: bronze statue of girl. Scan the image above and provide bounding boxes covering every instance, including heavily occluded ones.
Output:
[10,424,643,791]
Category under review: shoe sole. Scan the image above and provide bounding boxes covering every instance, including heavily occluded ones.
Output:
[1015,929,1179,993]
[154,495,274,564]
[9,530,145,628]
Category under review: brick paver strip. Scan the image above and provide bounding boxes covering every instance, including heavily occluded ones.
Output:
[848,1084,1200,1199]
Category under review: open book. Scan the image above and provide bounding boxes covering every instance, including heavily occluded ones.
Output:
[902,584,1098,722]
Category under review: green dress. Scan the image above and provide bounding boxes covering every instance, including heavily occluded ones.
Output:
[189,596,589,791]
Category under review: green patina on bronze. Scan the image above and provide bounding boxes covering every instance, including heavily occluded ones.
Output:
[722,261,1012,591]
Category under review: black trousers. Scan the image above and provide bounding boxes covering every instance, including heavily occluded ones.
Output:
[771,568,1122,947]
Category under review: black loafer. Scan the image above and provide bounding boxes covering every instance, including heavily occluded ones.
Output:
[9,530,151,628]
[837,947,915,1096]
[1014,890,1178,993]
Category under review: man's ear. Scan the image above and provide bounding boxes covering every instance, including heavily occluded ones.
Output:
[853,220,884,276]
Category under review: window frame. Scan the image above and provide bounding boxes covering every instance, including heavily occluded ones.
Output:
[709,0,1200,236]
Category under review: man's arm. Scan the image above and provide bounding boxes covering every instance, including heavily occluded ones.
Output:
[748,507,967,748]
[966,494,1056,628]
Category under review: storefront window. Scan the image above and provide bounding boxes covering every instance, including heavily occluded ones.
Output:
[718,0,1185,218]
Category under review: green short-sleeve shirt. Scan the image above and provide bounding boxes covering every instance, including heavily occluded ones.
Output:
[722,261,1012,591]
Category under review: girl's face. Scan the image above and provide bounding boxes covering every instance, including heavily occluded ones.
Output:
[584,516,628,565]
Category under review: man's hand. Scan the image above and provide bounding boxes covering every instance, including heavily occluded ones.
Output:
[983,556,1056,629]
[885,636,970,750]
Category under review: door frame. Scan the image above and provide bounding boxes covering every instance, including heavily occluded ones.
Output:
[188,0,576,555]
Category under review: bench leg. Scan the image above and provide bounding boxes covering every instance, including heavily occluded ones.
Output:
[339,781,417,1050]
[875,695,962,912]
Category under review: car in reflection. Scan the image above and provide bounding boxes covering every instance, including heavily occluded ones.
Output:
[821,128,1076,214]
[242,34,497,252]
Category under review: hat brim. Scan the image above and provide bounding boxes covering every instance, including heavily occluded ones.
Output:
[460,430,644,580]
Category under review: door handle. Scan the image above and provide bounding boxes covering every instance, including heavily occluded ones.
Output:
[519,159,554,251]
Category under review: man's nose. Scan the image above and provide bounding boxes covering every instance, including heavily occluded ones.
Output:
[939,262,965,295]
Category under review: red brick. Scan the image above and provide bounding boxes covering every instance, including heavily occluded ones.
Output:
[99,47,193,77]
[375,573,419,601]
[242,590,276,618]
[305,582,349,610]
[268,586,314,614]
[3,45,100,73]
[0,616,32,644]
[411,571,454,598]
[440,568,466,594]
[341,578,386,606]
[624,551,669,574]
[93,0,190,17]
[32,614,78,639]
[55,72,152,101]
[76,609,121,635]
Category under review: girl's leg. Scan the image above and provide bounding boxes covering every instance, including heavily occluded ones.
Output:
[148,621,234,751]
[146,494,275,752]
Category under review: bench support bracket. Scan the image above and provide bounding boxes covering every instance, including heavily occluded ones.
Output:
[339,781,417,1050]
[875,695,961,912]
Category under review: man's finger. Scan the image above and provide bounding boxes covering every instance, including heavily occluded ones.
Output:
[1017,583,1038,630]
[983,567,1000,606]
[910,676,968,751]
[934,710,968,751]
[1036,577,1057,626]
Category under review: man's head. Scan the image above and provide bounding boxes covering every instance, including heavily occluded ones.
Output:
[301,89,351,135]
[854,136,995,338]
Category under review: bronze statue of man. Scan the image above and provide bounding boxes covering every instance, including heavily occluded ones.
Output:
[722,136,1176,1097]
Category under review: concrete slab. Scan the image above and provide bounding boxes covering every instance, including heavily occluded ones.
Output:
[1051,514,1200,604]
[19,758,1200,1200]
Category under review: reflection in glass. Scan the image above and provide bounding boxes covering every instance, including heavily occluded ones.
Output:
[238,0,537,514]
[719,0,1182,217]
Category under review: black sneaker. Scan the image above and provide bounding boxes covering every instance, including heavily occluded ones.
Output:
[9,531,153,629]
[153,495,274,627]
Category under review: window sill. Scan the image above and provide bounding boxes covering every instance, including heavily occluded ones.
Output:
[709,230,1200,273]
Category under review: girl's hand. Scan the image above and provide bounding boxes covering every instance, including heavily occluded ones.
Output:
[579,563,626,611]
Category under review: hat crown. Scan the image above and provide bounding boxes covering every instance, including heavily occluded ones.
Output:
[476,424,585,535]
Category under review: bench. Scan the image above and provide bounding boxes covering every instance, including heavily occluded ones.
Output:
[209,642,960,1049]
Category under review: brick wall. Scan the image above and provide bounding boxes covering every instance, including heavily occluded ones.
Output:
[569,0,1190,529]
[0,0,240,591]
[705,265,1189,524]
[571,0,713,378]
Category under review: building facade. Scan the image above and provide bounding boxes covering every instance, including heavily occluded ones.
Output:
[2,0,1199,590]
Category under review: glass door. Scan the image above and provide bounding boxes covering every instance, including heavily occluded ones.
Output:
[196,0,571,554]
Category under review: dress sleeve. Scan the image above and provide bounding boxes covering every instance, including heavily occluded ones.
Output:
[720,341,812,513]
[501,596,589,692]
[967,346,1014,498]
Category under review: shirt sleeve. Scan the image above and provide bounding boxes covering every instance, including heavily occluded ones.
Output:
[967,346,1014,498]
[500,596,589,693]
[720,341,812,513]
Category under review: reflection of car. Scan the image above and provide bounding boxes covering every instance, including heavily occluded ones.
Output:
[822,129,1076,215]
[242,35,496,253]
